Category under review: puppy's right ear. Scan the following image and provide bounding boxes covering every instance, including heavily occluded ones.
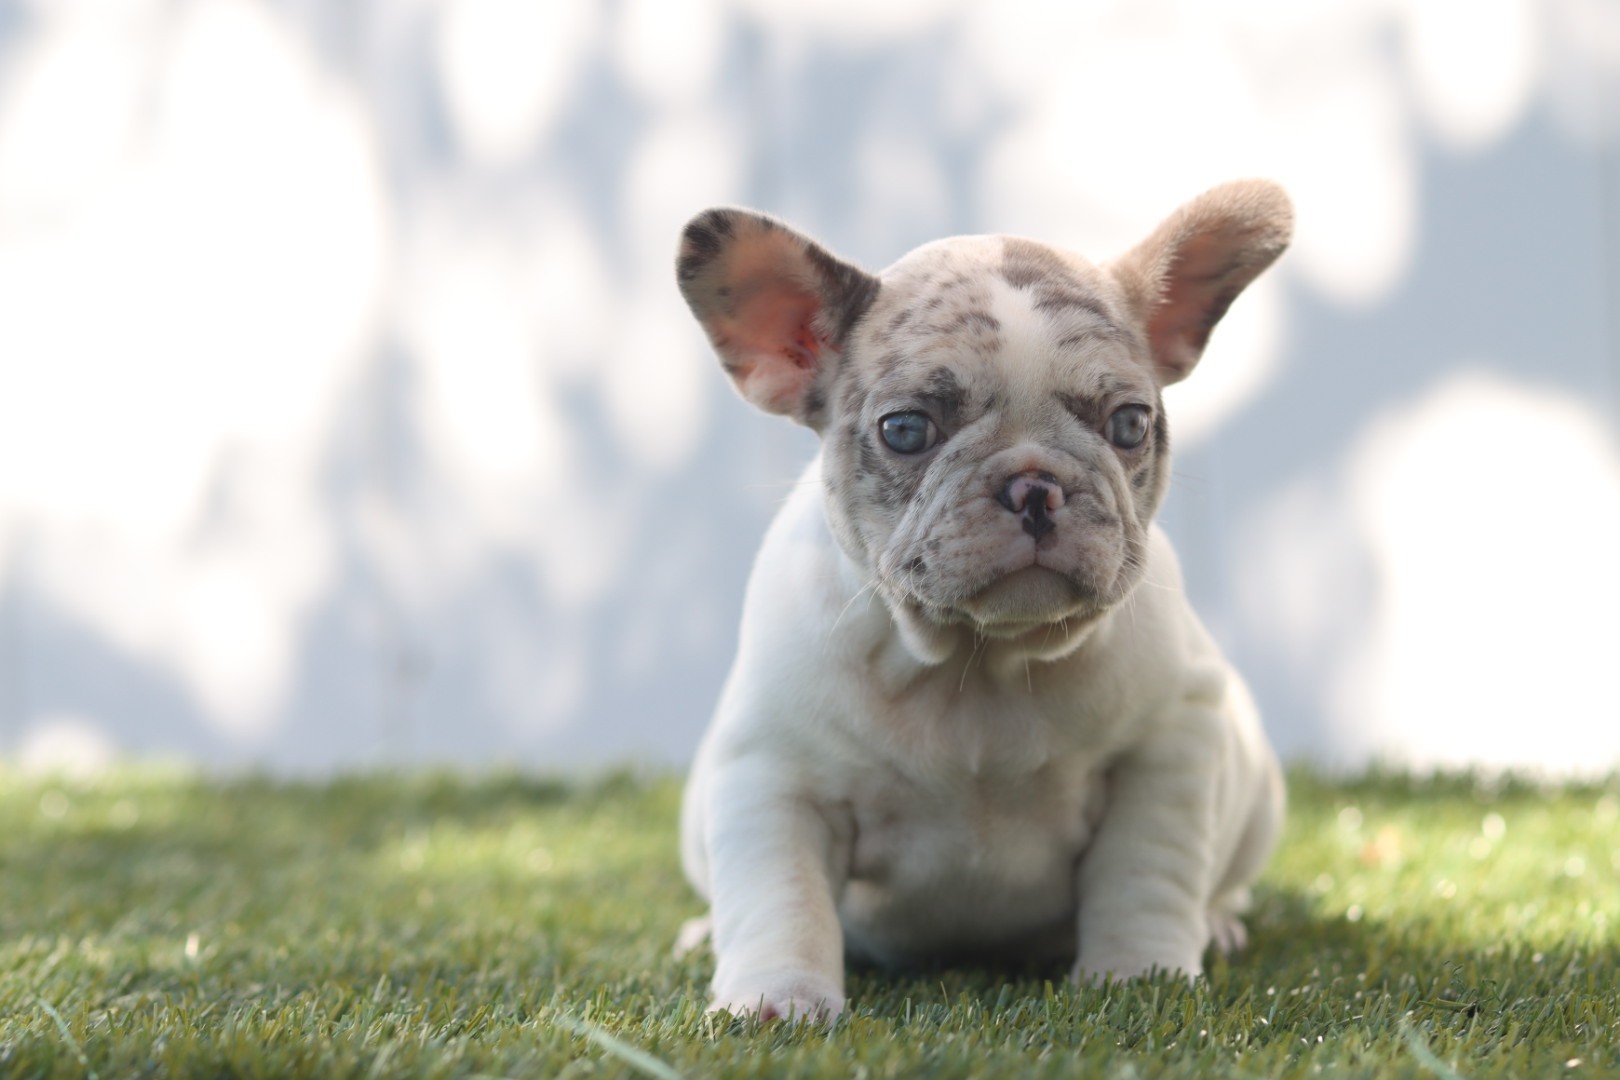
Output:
[677,209,879,427]
[1111,179,1293,387]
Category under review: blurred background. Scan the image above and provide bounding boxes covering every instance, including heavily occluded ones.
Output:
[0,0,1617,776]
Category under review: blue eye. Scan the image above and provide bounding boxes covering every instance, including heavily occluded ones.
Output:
[879,411,940,454]
[1107,405,1151,450]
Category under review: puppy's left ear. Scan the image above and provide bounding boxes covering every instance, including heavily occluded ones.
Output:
[677,208,879,428]
[1111,179,1293,386]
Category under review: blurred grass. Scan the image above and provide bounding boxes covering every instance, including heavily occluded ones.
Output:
[0,766,1616,1078]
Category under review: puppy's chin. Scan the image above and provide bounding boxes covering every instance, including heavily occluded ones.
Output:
[958,566,1089,635]
[884,567,1107,666]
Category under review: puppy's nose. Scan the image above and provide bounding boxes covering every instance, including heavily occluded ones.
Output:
[997,471,1064,541]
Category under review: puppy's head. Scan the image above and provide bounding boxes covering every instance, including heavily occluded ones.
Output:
[677,181,1292,662]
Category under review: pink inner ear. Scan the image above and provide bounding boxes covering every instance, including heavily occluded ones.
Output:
[1145,233,1231,384]
[1146,280,1210,383]
[712,279,829,414]
[731,283,824,365]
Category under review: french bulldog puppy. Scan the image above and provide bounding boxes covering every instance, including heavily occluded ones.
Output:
[675,181,1291,1022]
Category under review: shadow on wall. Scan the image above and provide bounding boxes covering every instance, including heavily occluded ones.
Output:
[1181,117,1620,774]
[0,0,1617,773]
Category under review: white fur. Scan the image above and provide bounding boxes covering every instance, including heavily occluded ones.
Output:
[680,455,1283,1021]
[674,181,1293,1022]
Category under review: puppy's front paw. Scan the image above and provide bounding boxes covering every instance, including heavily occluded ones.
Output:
[709,969,844,1023]
[1072,952,1202,986]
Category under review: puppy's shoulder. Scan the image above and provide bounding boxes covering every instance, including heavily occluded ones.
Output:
[738,454,858,633]
[1137,526,1229,653]
[711,455,876,744]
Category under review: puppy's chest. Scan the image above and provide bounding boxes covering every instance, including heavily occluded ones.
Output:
[821,622,1136,898]
[841,754,1108,889]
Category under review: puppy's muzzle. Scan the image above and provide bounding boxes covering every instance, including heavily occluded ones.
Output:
[996,470,1065,543]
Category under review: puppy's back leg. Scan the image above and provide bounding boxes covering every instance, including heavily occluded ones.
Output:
[680,753,713,899]
[1208,750,1285,954]
[676,752,715,957]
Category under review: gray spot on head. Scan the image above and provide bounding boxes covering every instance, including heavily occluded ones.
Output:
[1057,392,1103,428]
[941,310,1001,335]
[873,349,908,377]
[921,365,966,423]
[840,369,869,414]
[1057,370,1155,429]
[1000,237,1128,341]
[856,431,921,510]
[1128,401,1172,514]
[1001,238,1076,290]
[1033,287,1118,327]
[856,428,884,476]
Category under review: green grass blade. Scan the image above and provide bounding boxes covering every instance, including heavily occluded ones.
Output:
[550,1012,685,1080]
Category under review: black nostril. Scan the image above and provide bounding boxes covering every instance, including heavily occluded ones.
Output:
[998,472,1059,512]
[1021,487,1055,541]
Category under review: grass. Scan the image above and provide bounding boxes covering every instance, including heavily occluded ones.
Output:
[0,766,1616,1078]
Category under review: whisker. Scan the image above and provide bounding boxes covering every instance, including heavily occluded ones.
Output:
[1170,469,1210,490]
[737,476,824,493]
[958,632,986,693]
[827,579,878,640]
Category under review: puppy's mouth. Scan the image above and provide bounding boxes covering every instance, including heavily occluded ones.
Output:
[956,565,1086,629]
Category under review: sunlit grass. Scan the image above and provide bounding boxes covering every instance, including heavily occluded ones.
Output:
[0,766,1615,1078]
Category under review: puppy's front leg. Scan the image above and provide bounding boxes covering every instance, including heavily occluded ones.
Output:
[1073,711,1225,983]
[703,759,847,1021]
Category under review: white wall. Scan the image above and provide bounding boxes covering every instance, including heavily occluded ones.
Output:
[1,0,1617,774]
